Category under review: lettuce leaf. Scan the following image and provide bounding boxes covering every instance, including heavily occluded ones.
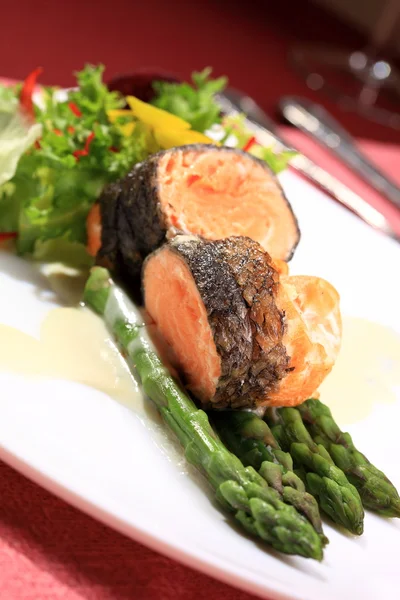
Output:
[1,148,110,259]
[0,84,19,112]
[0,110,42,186]
[152,67,227,133]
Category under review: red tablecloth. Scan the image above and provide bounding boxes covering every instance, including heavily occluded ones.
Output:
[0,135,399,599]
[0,461,253,600]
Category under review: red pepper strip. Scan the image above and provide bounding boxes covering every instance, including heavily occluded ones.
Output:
[108,146,118,153]
[19,67,43,120]
[242,136,257,152]
[69,102,82,117]
[73,132,95,160]
[54,128,62,136]
[0,232,18,242]
[67,125,75,134]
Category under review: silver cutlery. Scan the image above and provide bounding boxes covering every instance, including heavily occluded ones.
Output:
[216,89,400,244]
[279,96,400,210]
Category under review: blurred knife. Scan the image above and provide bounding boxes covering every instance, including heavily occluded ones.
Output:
[216,89,400,244]
[279,96,400,210]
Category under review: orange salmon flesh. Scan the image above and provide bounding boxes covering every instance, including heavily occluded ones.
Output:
[266,275,342,406]
[86,203,102,258]
[144,247,221,402]
[156,148,299,261]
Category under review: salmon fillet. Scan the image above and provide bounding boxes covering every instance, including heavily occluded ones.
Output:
[144,234,342,409]
[89,144,300,279]
[143,235,290,409]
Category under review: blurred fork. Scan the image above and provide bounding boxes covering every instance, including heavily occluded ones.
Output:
[216,88,400,244]
[279,96,400,210]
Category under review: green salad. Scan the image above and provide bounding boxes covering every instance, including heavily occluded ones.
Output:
[0,65,293,267]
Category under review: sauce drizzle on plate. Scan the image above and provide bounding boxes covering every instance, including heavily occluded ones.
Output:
[319,317,400,424]
[0,307,145,414]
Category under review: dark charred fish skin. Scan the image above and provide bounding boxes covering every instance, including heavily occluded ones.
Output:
[97,145,300,281]
[217,237,290,402]
[96,181,142,301]
[97,181,123,271]
[120,158,169,271]
[146,235,290,410]
[96,159,167,279]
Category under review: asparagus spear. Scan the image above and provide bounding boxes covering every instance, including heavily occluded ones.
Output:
[212,411,328,543]
[84,267,323,560]
[266,407,365,535]
[297,399,400,517]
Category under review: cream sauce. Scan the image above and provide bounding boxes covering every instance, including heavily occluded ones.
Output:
[318,317,400,424]
[0,307,145,414]
[0,257,198,474]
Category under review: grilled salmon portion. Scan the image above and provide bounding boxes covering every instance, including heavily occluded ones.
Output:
[88,144,300,278]
[143,234,342,409]
[143,235,290,409]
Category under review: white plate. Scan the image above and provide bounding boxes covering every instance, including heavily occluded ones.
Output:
[0,170,399,600]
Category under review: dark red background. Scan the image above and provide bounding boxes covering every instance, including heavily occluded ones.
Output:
[2,0,399,143]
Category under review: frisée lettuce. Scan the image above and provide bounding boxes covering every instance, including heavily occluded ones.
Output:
[0,110,42,187]
[0,65,153,264]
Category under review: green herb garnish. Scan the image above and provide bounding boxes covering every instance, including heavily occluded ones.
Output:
[152,67,227,133]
